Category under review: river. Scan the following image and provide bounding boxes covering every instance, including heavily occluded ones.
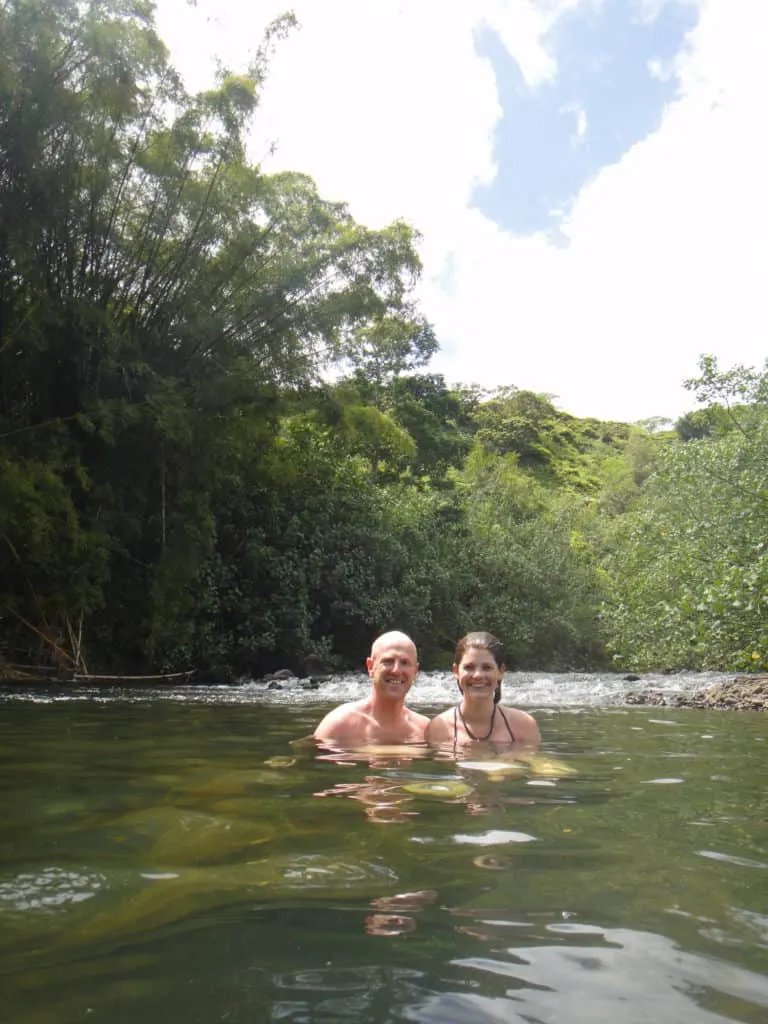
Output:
[1,671,766,1023]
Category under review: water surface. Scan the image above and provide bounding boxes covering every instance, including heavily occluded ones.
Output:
[1,677,766,1023]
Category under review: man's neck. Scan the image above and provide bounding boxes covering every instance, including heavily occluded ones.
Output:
[369,694,406,722]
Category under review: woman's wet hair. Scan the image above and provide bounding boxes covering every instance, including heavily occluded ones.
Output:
[453,631,506,704]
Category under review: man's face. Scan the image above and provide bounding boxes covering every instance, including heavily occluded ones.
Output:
[367,640,419,702]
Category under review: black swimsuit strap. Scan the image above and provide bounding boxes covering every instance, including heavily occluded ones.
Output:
[454,700,514,741]
[453,703,513,744]
[497,707,516,743]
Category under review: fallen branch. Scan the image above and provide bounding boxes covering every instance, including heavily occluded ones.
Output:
[0,664,196,686]
[72,670,196,684]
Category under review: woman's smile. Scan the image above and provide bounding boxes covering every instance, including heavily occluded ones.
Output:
[462,679,495,694]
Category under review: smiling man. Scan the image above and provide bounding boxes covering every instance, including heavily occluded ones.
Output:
[312,631,429,747]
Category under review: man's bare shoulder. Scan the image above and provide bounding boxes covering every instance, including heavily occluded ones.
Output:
[313,700,369,739]
[407,707,430,725]
[402,707,429,743]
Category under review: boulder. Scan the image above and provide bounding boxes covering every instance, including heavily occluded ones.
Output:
[263,668,295,683]
[626,677,768,711]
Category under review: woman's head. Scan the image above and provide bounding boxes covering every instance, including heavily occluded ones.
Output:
[453,632,506,704]
[454,632,505,669]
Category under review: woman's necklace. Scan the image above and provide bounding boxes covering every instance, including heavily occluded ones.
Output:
[457,702,497,741]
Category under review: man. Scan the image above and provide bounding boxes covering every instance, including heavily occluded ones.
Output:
[313,631,429,746]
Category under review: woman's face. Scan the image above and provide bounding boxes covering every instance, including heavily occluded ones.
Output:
[453,646,503,701]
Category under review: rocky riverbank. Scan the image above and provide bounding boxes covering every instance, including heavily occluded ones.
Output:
[626,676,768,711]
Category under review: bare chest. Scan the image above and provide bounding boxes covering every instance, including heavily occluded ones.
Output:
[359,713,422,746]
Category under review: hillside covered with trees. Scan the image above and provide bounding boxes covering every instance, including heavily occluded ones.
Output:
[2,0,766,677]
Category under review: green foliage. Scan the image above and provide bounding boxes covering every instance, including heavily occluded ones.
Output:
[675,407,726,441]
[602,421,768,671]
[470,387,633,492]
[684,354,768,409]
[596,430,665,515]
[0,454,109,662]
[447,447,606,669]
[155,418,465,672]
[326,372,474,486]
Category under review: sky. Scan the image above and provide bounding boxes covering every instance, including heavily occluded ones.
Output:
[155,0,767,424]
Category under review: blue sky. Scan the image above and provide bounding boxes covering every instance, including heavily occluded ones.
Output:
[158,0,766,423]
[475,1,700,240]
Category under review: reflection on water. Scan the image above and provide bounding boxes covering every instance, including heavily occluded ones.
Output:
[437,924,768,1023]
[0,696,766,1023]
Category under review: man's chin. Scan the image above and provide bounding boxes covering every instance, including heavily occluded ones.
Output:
[380,683,410,699]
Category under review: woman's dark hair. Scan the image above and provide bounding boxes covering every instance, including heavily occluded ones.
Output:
[453,631,506,704]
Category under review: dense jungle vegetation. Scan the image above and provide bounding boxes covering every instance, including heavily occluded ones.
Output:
[2,0,766,676]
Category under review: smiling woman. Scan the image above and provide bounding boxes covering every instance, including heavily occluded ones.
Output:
[426,631,541,752]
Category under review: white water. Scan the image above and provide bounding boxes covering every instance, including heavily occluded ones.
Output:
[236,669,732,709]
[0,670,733,707]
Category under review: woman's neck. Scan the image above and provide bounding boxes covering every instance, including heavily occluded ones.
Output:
[458,698,497,741]
[459,695,495,723]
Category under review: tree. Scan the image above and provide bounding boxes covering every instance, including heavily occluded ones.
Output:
[602,425,768,671]
[446,446,606,669]
[0,0,429,668]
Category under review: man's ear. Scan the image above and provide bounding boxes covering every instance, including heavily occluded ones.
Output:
[366,656,374,676]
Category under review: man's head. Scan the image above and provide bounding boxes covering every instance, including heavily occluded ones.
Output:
[367,631,419,703]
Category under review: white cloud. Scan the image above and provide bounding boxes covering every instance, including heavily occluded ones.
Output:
[575,107,588,140]
[562,102,589,144]
[156,0,767,422]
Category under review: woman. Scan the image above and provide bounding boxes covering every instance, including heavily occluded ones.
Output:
[426,632,540,752]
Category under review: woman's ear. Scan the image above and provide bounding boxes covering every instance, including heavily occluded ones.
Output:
[452,663,460,677]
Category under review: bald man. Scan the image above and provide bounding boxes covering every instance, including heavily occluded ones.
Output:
[313,631,429,746]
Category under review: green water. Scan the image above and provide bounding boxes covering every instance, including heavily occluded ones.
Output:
[1,696,767,1023]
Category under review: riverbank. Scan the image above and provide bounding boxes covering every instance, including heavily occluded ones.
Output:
[626,676,768,711]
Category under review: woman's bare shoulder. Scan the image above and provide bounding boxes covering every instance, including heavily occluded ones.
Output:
[500,705,541,741]
[501,704,536,722]
[429,707,455,724]
[425,710,454,741]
